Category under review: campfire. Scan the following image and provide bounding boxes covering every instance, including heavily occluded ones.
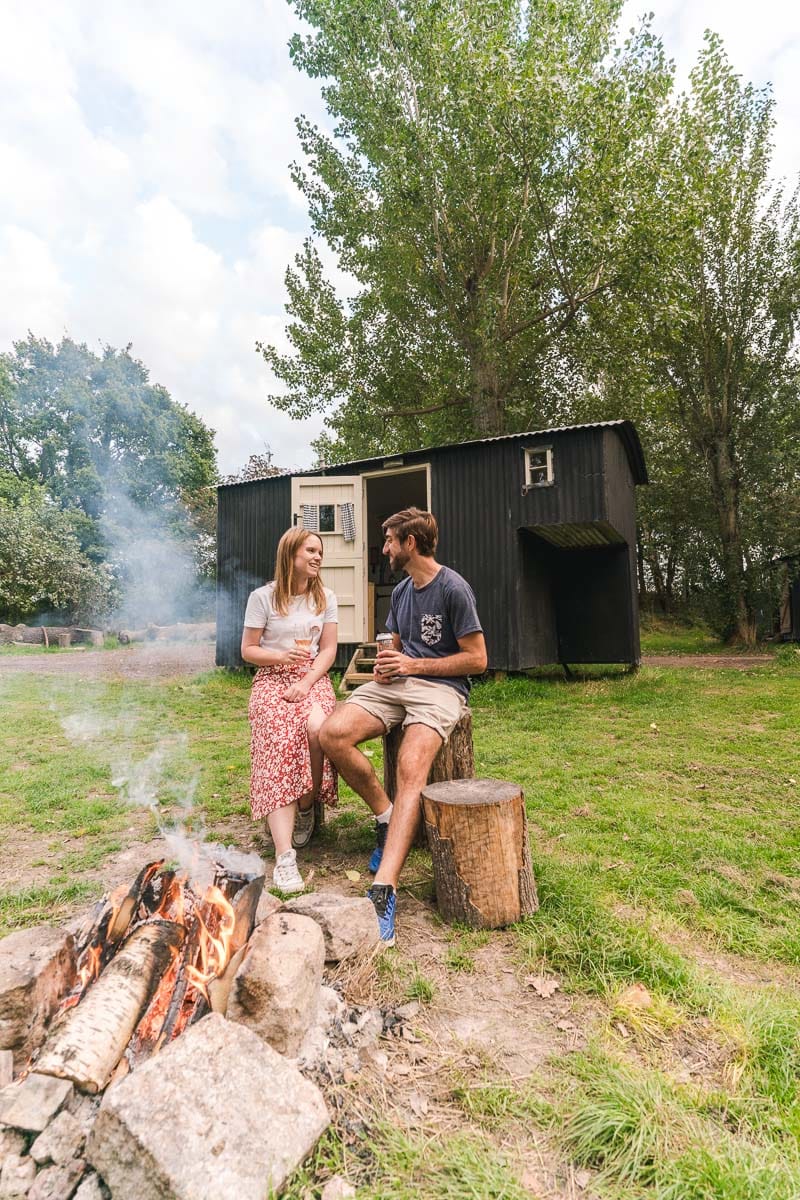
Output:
[0,851,388,1198]
[31,854,264,1095]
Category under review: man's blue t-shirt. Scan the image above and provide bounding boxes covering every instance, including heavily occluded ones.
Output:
[385,565,483,699]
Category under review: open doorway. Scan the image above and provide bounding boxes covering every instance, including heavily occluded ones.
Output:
[364,466,429,638]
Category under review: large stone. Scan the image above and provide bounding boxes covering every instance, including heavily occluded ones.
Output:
[254,891,282,925]
[281,893,380,962]
[73,1176,104,1200]
[0,929,76,1068]
[0,1076,73,1135]
[0,1054,12,1091]
[0,1130,27,1166]
[0,1153,36,1197]
[86,1013,329,1200]
[28,1160,85,1200]
[30,1110,85,1165]
[294,985,346,1071]
[226,913,324,1055]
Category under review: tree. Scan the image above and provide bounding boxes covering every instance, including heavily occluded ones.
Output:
[220,446,288,484]
[0,335,218,563]
[599,35,800,641]
[0,479,118,624]
[261,0,671,460]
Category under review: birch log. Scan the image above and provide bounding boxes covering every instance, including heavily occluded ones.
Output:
[35,920,184,1093]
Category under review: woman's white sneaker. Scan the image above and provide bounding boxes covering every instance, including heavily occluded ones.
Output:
[273,849,304,894]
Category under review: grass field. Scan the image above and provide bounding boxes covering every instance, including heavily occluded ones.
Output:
[1,653,799,1197]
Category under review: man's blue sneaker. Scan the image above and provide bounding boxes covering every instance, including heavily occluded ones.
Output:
[368,818,389,875]
[367,883,396,946]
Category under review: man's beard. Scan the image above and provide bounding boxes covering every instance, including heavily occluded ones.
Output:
[389,548,410,573]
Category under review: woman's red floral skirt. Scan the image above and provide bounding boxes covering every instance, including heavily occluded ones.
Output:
[248,665,338,818]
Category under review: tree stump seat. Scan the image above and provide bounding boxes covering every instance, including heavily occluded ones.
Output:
[421,778,538,928]
[383,709,475,847]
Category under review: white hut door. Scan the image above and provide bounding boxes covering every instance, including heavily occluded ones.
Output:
[291,476,365,642]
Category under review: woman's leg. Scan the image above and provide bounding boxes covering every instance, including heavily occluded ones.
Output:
[297,703,327,812]
[267,802,296,857]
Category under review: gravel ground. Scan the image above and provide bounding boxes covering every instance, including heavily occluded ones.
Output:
[0,645,774,680]
[0,642,217,679]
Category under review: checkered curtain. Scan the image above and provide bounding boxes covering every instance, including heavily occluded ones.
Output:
[300,505,319,531]
[339,502,356,542]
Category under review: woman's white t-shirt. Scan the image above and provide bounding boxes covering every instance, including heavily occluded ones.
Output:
[243,583,338,659]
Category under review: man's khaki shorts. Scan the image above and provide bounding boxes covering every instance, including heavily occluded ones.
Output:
[346,677,466,742]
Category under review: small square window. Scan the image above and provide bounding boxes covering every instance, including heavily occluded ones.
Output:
[319,504,336,533]
[524,446,554,489]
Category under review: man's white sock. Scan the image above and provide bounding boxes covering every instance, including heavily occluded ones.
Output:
[376,804,393,825]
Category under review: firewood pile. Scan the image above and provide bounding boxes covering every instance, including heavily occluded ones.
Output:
[0,625,104,649]
[116,622,215,645]
[0,853,391,1199]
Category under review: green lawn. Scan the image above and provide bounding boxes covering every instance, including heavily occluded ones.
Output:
[639,615,777,656]
[2,657,799,1198]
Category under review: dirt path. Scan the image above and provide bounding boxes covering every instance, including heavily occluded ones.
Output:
[0,645,775,680]
[0,642,216,680]
[641,654,773,670]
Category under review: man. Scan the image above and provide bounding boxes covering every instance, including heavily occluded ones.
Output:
[319,508,487,944]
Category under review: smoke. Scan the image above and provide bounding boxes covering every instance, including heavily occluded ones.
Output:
[101,487,214,630]
[59,708,260,891]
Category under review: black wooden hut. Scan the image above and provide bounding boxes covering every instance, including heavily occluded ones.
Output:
[776,554,800,641]
[216,419,648,672]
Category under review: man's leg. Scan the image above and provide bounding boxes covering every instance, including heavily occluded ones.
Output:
[373,722,442,889]
[319,703,390,815]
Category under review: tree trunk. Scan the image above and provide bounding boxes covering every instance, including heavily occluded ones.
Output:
[471,359,505,436]
[421,779,538,927]
[707,433,753,643]
[35,921,184,1093]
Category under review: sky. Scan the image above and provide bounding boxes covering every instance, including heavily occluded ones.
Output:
[1,1,798,477]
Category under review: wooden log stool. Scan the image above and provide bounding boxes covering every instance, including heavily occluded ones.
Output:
[421,779,539,927]
[383,710,475,846]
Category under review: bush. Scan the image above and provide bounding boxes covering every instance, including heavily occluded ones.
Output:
[0,490,119,624]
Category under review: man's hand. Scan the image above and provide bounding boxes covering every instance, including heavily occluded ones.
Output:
[375,647,415,680]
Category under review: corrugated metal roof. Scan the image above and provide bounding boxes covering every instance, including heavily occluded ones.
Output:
[217,419,648,488]
[526,521,627,549]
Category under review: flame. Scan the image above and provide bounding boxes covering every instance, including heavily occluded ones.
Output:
[64,869,238,1030]
[79,943,102,989]
[184,885,236,1000]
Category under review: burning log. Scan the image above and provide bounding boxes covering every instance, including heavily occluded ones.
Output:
[127,874,263,1061]
[35,920,184,1094]
[207,878,264,1014]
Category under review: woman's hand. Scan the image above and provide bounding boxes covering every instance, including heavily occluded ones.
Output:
[283,647,311,667]
[282,678,312,703]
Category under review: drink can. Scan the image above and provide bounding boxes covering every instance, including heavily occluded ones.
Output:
[375,633,395,681]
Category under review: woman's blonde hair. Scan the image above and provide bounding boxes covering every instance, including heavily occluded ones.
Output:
[272,527,326,616]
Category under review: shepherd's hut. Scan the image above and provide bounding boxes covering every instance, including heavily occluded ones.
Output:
[216,419,648,673]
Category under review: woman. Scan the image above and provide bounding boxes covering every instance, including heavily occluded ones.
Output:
[241,527,338,893]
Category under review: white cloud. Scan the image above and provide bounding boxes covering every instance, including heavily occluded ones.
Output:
[1,0,797,476]
[0,227,70,344]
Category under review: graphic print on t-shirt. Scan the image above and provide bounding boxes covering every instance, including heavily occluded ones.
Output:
[420,612,443,646]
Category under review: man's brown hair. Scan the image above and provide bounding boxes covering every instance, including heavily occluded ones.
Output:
[382,508,438,557]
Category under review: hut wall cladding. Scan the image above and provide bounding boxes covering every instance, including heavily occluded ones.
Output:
[216,476,291,668]
[602,428,641,661]
[431,439,516,671]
